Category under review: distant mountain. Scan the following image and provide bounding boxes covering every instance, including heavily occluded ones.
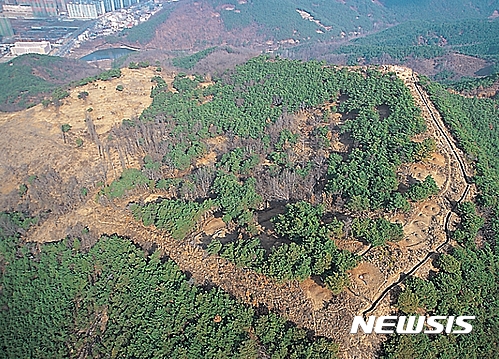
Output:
[381,0,498,21]
[206,0,498,43]
[207,0,395,41]
[133,0,498,52]
[316,16,498,59]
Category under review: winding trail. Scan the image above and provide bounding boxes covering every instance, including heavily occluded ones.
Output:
[362,76,472,316]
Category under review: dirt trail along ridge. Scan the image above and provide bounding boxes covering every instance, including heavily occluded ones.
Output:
[357,70,474,317]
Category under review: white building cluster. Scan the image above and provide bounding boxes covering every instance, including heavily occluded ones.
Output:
[67,1,103,19]
[11,41,51,55]
[66,0,141,19]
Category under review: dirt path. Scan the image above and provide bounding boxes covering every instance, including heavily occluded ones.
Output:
[360,74,474,316]
[362,71,472,316]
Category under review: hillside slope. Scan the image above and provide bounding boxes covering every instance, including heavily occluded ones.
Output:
[0,54,101,111]
[382,0,498,21]
[322,18,499,80]
[96,0,498,53]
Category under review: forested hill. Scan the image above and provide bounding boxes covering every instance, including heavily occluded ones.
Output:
[136,0,497,53]
[0,56,438,358]
[205,0,497,42]
[207,0,394,41]
[0,216,337,359]
[1,54,499,357]
[381,0,498,21]
[326,18,499,74]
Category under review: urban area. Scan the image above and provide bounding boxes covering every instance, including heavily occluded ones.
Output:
[0,0,175,61]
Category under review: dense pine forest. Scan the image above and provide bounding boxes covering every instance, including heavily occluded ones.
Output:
[334,18,499,64]
[0,213,337,358]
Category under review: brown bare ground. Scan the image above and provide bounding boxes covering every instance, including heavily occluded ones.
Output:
[195,151,217,167]
[300,278,333,311]
[202,217,226,236]
[0,67,170,197]
[147,1,263,51]
[348,262,384,300]
[405,52,489,81]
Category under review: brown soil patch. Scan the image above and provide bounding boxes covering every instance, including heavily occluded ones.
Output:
[205,135,227,153]
[402,222,427,246]
[348,262,384,301]
[409,162,446,187]
[202,217,227,236]
[196,151,217,167]
[300,278,333,311]
[0,67,165,135]
[335,238,368,255]
[427,152,445,166]
[57,67,165,135]
[144,194,164,203]
[0,67,167,197]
